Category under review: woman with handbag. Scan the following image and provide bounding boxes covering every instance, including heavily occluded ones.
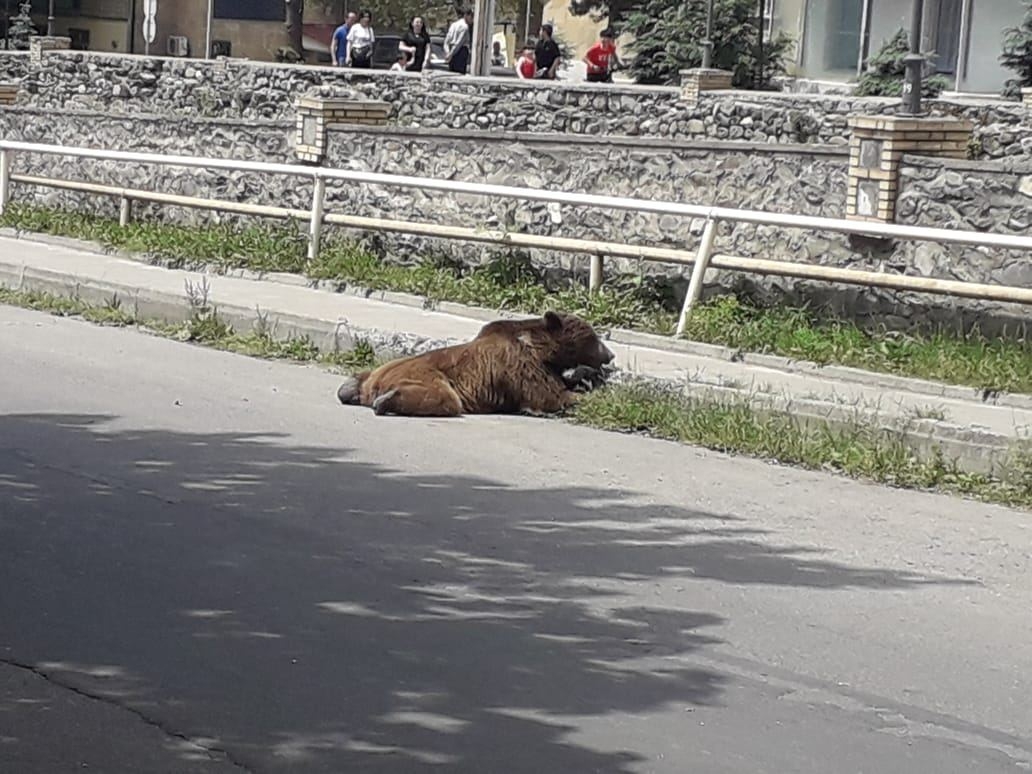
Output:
[346,11,375,68]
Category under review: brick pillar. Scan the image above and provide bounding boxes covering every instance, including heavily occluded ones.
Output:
[0,82,18,105]
[29,35,71,64]
[679,68,733,106]
[846,115,973,223]
[295,95,391,163]
[1022,87,1032,110]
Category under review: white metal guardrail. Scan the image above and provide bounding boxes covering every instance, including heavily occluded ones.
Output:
[2,139,1032,337]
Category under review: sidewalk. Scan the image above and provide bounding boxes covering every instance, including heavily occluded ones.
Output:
[2,232,1030,474]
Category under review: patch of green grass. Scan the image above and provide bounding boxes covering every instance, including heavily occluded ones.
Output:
[681,295,1032,395]
[6,204,1032,394]
[0,287,137,326]
[0,285,376,373]
[571,381,1032,510]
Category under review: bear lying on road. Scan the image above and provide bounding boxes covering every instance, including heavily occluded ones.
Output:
[336,311,615,417]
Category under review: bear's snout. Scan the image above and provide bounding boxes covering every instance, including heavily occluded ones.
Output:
[599,342,615,364]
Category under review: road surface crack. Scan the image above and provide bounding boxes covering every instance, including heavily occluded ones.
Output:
[1,657,254,772]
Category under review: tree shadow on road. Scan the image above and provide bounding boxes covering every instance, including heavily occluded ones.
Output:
[0,413,975,772]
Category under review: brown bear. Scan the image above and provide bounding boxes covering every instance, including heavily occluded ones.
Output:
[336,311,615,417]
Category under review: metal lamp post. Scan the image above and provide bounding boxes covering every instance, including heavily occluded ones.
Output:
[701,0,715,69]
[46,0,54,35]
[205,0,214,59]
[901,0,926,115]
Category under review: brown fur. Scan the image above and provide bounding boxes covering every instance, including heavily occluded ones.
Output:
[336,311,615,417]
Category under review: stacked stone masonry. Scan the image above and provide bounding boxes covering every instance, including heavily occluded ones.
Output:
[896,154,1032,294]
[0,52,28,83]
[4,50,1031,159]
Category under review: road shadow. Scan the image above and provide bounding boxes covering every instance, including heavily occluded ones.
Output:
[0,413,974,772]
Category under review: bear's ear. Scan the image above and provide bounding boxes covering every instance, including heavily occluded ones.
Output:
[543,311,563,331]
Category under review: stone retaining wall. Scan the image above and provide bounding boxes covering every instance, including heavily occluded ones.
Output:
[0,107,297,224]
[0,51,28,82]
[321,126,851,285]
[897,155,1032,291]
[6,50,1032,159]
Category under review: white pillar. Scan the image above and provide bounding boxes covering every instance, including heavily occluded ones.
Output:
[470,0,495,77]
[205,0,214,59]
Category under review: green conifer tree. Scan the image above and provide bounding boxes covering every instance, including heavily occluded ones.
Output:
[8,1,38,51]
[620,0,794,89]
[1000,2,1032,98]
[855,28,949,98]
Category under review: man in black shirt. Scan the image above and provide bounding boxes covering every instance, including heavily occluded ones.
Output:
[534,23,561,79]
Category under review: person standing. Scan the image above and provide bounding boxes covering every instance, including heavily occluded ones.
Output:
[345,10,375,69]
[331,11,357,67]
[399,15,432,72]
[534,23,561,79]
[444,8,473,75]
[491,40,507,67]
[583,27,620,83]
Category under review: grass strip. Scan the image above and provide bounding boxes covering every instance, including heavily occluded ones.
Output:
[0,286,380,372]
[5,204,1032,394]
[2,284,1031,510]
[571,380,1032,509]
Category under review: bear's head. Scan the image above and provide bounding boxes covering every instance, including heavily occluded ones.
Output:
[539,311,615,371]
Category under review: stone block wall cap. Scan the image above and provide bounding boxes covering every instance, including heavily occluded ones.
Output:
[681,67,735,76]
[298,96,387,110]
[848,114,974,132]
[1022,86,1032,94]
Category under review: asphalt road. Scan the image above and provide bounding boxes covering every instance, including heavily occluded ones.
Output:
[2,304,1031,773]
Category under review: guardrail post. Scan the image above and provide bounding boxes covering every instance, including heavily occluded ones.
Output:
[119,195,132,227]
[675,216,719,336]
[308,175,326,261]
[0,150,11,216]
[589,254,604,294]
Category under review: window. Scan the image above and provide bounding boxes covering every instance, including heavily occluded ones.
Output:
[802,0,864,76]
[68,27,89,49]
[762,0,777,42]
[214,0,283,21]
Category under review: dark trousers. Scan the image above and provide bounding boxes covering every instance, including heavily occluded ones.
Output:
[449,46,470,73]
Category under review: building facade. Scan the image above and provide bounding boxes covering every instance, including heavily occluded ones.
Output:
[14,0,340,61]
[773,0,1028,94]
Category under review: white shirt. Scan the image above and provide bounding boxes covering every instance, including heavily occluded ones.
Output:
[444,18,469,56]
[347,23,375,54]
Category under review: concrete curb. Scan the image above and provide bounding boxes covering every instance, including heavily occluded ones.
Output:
[1,249,1027,478]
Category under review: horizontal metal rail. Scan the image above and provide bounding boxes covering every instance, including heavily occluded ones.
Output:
[2,140,1031,340]
[8,174,701,265]
[4,139,1032,251]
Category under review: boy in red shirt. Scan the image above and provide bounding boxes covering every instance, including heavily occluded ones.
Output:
[583,28,620,83]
